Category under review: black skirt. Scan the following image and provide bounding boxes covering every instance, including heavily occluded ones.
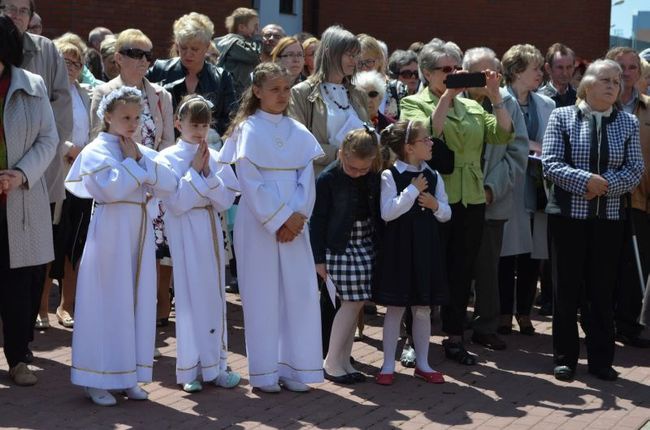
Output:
[372,166,449,307]
[50,191,93,278]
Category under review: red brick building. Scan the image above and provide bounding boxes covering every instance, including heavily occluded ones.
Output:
[35,0,611,60]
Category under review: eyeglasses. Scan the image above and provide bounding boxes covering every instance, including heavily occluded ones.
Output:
[262,33,283,41]
[119,48,153,62]
[432,65,462,74]
[358,59,377,69]
[0,4,31,17]
[278,52,304,59]
[64,58,82,69]
[399,70,419,79]
[367,90,380,98]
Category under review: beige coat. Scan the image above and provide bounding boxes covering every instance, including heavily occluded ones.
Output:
[90,76,175,151]
[631,93,650,213]
[4,66,59,268]
[288,79,369,174]
[21,32,73,204]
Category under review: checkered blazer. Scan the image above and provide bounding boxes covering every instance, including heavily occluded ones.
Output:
[542,106,644,220]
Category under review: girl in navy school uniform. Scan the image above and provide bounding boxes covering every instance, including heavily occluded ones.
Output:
[373,120,451,385]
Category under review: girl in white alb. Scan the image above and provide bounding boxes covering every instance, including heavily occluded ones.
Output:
[217,63,325,393]
[65,87,177,406]
[156,95,241,393]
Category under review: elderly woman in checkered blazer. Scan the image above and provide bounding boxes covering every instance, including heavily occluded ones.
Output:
[542,59,644,382]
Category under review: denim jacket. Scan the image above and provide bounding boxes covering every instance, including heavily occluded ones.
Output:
[309,160,381,263]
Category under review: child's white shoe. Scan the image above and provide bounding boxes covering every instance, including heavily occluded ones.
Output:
[182,380,203,393]
[124,385,148,400]
[279,377,310,392]
[256,383,281,393]
[84,387,117,406]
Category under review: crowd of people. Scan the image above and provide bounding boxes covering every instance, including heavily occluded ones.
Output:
[1,0,650,407]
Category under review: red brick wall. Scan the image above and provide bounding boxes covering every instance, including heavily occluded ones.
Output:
[34,1,250,57]
[303,0,611,61]
[34,1,611,61]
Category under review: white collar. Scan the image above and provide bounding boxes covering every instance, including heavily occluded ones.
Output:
[255,109,284,125]
[394,159,430,173]
[177,139,200,153]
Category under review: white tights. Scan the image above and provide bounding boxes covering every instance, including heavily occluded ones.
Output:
[323,301,364,376]
[381,306,434,374]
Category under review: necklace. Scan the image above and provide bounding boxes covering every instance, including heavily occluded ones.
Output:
[322,84,351,110]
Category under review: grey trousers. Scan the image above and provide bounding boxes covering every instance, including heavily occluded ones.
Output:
[472,219,506,335]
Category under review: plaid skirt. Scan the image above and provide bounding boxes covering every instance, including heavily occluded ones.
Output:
[326,218,374,302]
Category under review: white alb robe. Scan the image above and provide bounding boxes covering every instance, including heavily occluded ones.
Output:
[156,140,240,384]
[65,132,177,389]
[217,110,325,387]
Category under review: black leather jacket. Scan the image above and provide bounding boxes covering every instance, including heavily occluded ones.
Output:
[310,160,382,264]
[146,58,238,135]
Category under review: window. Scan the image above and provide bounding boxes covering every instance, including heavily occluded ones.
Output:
[280,0,294,14]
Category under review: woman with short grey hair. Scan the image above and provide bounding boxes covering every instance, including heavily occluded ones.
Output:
[288,25,369,175]
[401,38,513,367]
[388,49,419,95]
[542,58,643,382]
[354,70,393,131]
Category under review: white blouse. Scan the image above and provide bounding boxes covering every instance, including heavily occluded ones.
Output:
[320,83,363,148]
[380,160,451,223]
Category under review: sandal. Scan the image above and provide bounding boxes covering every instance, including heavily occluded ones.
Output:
[442,339,477,365]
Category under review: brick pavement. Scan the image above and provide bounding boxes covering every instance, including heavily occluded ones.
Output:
[1,289,649,430]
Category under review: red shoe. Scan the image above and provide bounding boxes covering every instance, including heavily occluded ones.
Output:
[414,368,445,384]
[375,373,394,385]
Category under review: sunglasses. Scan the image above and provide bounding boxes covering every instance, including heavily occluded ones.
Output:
[119,48,153,62]
[367,90,380,98]
[432,65,462,74]
[398,70,419,79]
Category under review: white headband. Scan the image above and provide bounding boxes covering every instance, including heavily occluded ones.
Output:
[405,120,413,144]
[178,95,214,116]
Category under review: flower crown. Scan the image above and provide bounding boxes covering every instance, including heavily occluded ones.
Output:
[96,86,143,121]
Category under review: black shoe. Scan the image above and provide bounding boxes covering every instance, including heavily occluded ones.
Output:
[347,372,366,383]
[553,365,575,381]
[616,333,650,348]
[24,349,34,364]
[324,371,355,385]
[538,303,552,316]
[442,340,477,365]
[471,332,506,350]
[588,367,619,381]
[225,283,239,294]
[156,318,169,327]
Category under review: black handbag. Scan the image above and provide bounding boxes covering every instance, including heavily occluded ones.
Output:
[427,135,454,174]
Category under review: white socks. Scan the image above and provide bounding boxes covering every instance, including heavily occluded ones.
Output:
[381,306,405,374]
[382,306,434,373]
[324,301,364,376]
[411,306,434,373]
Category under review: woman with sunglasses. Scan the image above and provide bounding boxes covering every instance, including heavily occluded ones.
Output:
[355,70,394,132]
[400,39,513,366]
[388,49,420,95]
[271,36,304,86]
[90,28,176,332]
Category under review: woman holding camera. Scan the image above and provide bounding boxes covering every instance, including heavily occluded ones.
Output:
[400,39,513,365]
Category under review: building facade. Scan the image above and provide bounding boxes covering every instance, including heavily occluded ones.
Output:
[35,0,610,60]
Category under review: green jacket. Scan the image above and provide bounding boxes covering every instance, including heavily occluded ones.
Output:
[400,88,513,206]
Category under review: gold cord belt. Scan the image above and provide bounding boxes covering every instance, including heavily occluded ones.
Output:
[193,205,226,351]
